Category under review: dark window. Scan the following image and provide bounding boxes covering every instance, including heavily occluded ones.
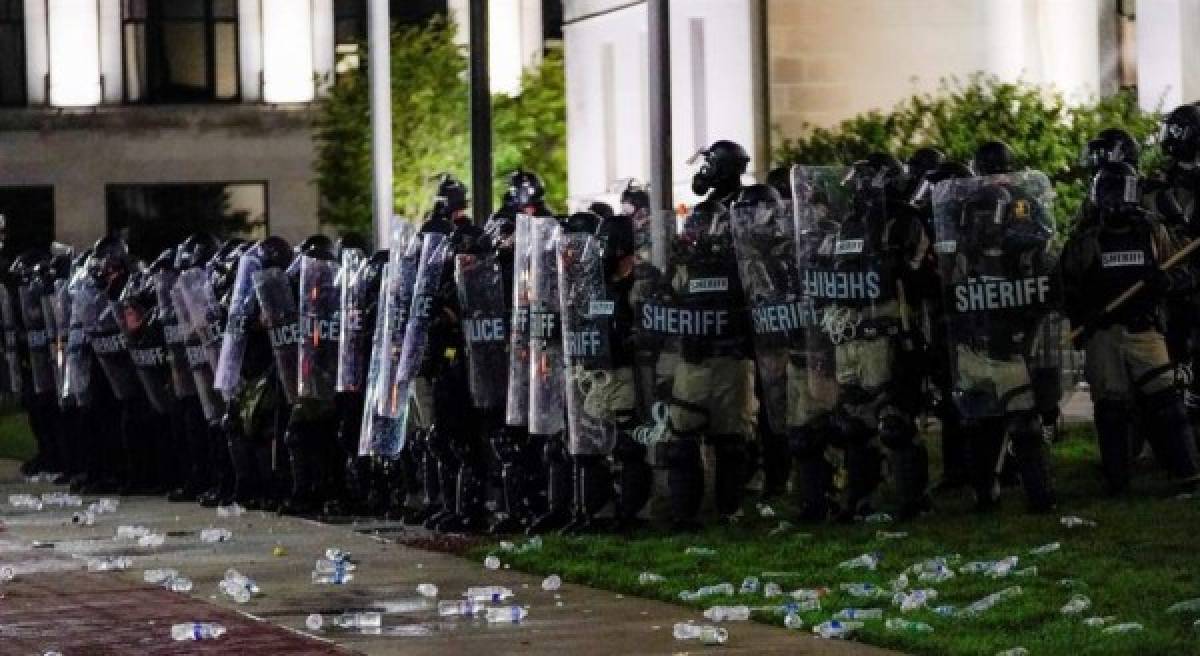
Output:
[0,0,25,106]
[0,187,55,258]
[122,0,240,103]
[106,183,267,260]
[543,0,563,41]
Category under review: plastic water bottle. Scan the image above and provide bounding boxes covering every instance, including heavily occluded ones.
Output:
[219,579,252,603]
[834,608,883,621]
[703,605,751,622]
[485,606,528,623]
[684,546,717,556]
[334,612,382,629]
[639,572,665,585]
[87,556,133,572]
[987,556,1019,578]
[790,587,829,601]
[0,566,14,582]
[739,576,760,594]
[542,575,561,591]
[463,586,514,602]
[71,511,95,526]
[1029,541,1060,555]
[165,577,194,593]
[438,599,484,617]
[1012,567,1038,578]
[788,597,821,612]
[314,558,357,574]
[483,555,501,570]
[200,528,232,543]
[679,582,735,601]
[1102,622,1143,634]
[372,598,434,613]
[863,512,893,523]
[1167,598,1200,613]
[931,605,957,617]
[918,565,955,584]
[92,498,118,513]
[891,573,909,591]
[9,494,43,510]
[1060,515,1097,528]
[171,623,226,641]
[812,620,863,639]
[116,525,150,540]
[995,648,1029,656]
[312,569,353,585]
[138,533,166,548]
[894,589,938,612]
[886,618,933,633]
[1083,615,1116,627]
[416,583,438,598]
[673,623,728,645]
[840,582,887,598]
[224,569,259,594]
[838,552,881,570]
[306,614,324,631]
[324,548,352,563]
[216,504,245,518]
[763,582,783,598]
[1060,594,1091,615]
[784,611,804,630]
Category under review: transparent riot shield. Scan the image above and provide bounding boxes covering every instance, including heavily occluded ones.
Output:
[63,278,97,406]
[791,166,853,430]
[42,280,69,400]
[87,302,140,401]
[154,269,196,400]
[505,214,533,427]
[336,248,369,393]
[116,307,173,415]
[214,253,262,399]
[729,196,805,435]
[383,232,450,420]
[297,255,341,401]
[629,209,679,438]
[528,215,566,436]
[361,218,417,457]
[175,268,224,372]
[931,170,1059,420]
[253,268,300,405]
[0,288,20,396]
[455,250,509,411]
[374,232,423,419]
[556,227,614,455]
[171,284,224,423]
[18,284,55,395]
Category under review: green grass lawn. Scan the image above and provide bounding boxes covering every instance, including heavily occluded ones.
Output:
[0,404,35,462]
[475,426,1200,655]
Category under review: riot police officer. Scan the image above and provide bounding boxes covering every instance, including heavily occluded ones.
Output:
[1061,161,1200,494]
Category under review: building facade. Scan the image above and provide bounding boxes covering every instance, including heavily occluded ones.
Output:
[563,0,1198,208]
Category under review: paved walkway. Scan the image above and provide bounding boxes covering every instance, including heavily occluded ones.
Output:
[0,460,897,655]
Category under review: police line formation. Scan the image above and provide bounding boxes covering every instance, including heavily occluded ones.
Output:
[10,103,1200,536]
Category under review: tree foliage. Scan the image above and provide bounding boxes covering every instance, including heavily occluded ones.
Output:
[314,17,566,235]
[773,76,1163,232]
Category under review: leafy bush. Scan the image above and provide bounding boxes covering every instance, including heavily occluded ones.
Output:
[773,75,1163,232]
[314,17,566,235]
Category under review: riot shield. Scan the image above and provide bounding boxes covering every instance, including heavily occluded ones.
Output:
[116,299,173,415]
[253,268,300,405]
[63,278,97,406]
[154,269,196,400]
[374,232,423,419]
[455,250,509,411]
[336,248,369,393]
[18,284,55,395]
[0,288,20,396]
[297,255,341,401]
[791,166,853,429]
[930,170,1059,420]
[382,232,450,420]
[729,196,805,435]
[42,279,69,400]
[214,253,262,399]
[175,268,225,372]
[505,214,533,427]
[628,209,679,435]
[171,284,225,423]
[86,302,140,401]
[528,215,566,436]
[360,218,417,456]
[556,228,614,455]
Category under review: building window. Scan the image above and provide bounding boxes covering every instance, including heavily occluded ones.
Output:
[334,0,365,76]
[0,187,55,257]
[122,0,240,103]
[106,183,267,260]
[0,0,25,106]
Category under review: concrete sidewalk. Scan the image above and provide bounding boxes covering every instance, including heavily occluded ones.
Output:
[0,460,898,655]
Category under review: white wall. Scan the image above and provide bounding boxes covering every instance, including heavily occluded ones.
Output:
[1137,0,1200,111]
[448,0,544,96]
[564,0,760,208]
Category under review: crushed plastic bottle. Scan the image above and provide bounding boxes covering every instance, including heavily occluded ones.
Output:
[218,580,252,604]
[314,558,358,574]
[334,612,382,629]
[684,546,717,557]
[306,614,324,631]
[703,605,751,622]
[324,548,352,563]
[678,582,735,601]
[1102,622,1143,634]
[739,576,760,594]
[9,494,43,510]
[838,552,881,571]
[1029,541,1061,555]
[1060,594,1091,615]
[995,648,1029,656]
[439,599,485,617]
[541,574,562,591]
[673,622,728,645]
[834,608,883,620]
[463,586,514,603]
[71,511,95,526]
[498,540,516,552]
[1083,615,1117,627]
[891,573,909,591]
[763,582,783,598]
[200,528,232,543]
[638,572,665,585]
[312,570,353,585]
[863,512,893,523]
[137,533,165,548]
[165,577,194,593]
[784,611,804,630]
[886,618,934,633]
[91,498,118,513]
[757,503,776,518]
[812,619,863,639]
[215,503,245,518]
[115,525,151,540]
[40,492,82,507]
[840,582,888,599]
[918,565,956,584]
[1060,515,1097,528]
[483,555,501,570]
[931,605,957,617]
[485,606,528,623]
[959,586,1023,617]
[372,598,434,613]
[1167,598,1200,614]
[876,530,908,540]
[0,566,14,582]
[171,622,226,641]
[86,556,133,572]
[788,597,821,612]
[416,583,438,598]
[144,568,180,584]
[893,589,938,612]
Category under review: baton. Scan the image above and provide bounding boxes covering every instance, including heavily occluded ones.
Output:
[1068,237,1200,342]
